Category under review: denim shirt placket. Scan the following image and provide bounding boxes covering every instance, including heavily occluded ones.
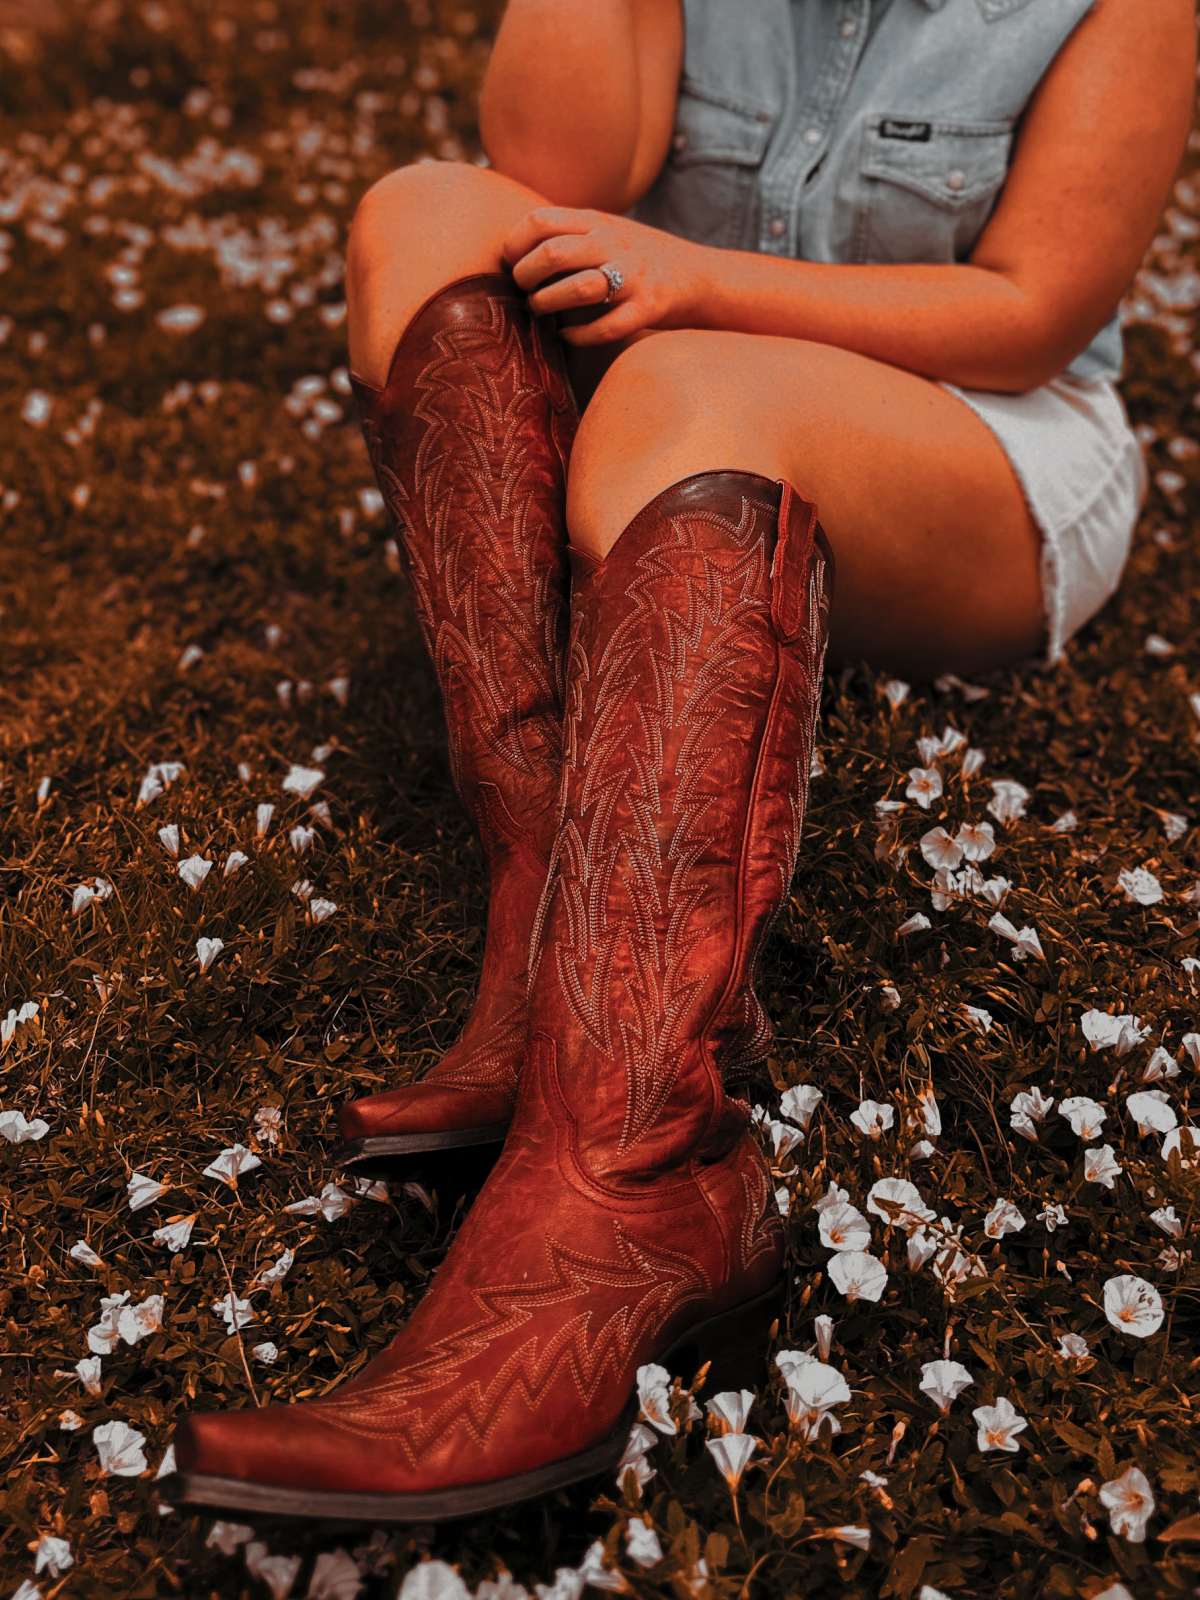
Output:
[757,0,871,258]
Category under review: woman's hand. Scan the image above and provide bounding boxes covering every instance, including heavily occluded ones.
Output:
[502,206,705,345]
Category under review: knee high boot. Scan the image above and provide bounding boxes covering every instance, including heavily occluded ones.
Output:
[171,471,833,1520]
[337,273,577,1171]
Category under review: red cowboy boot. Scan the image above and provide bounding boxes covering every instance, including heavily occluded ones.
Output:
[337,273,577,1175]
[171,471,833,1521]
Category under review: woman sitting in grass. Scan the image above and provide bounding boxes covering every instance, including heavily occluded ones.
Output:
[172,0,1195,1523]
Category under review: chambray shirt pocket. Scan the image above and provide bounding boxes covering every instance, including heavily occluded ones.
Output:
[850,116,1015,264]
[648,75,775,250]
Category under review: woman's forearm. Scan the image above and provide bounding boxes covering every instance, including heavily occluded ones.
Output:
[683,249,1086,394]
[479,1,644,210]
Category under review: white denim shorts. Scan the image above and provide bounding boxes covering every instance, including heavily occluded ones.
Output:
[941,374,1147,665]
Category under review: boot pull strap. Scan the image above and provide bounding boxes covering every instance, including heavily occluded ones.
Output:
[769,481,821,644]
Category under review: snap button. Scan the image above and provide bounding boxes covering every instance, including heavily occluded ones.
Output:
[841,19,857,36]
[672,132,687,153]
[947,169,966,191]
[803,126,822,146]
[769,216,786,238]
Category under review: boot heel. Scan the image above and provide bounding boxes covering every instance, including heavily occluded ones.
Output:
[663,1277,786,1395]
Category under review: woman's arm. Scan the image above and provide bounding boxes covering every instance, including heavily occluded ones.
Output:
[479,0,683,213]
[505,0,1195,393]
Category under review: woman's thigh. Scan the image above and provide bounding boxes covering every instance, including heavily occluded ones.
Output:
[565,329,1046,678]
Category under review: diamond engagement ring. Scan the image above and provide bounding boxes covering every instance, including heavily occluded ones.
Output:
[599,264,625,304]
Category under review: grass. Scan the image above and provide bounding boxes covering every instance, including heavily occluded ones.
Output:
[1,3,1199,1597]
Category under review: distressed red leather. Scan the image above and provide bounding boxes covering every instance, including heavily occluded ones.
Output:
[340,273,577,1145]
[175,472,833,1505]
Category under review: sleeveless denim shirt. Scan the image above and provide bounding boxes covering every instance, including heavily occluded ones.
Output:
[630,0,1122,383]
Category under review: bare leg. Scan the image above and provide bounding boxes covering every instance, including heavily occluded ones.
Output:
[563,328,1045,678]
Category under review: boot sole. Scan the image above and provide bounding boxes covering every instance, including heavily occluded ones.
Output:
[333,1123,509,1181]
[165,1276,785,1525]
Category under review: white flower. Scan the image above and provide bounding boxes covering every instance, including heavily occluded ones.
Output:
[774,1185,791,1218]
[205,1521,254,1555]
[813,1314,834,1361]
[705,1432,758,1489]
[780,1085,823,1127]
[615,1421,659,1493]
[212,1291,254,1332]
[962,747,987,778]
[308,1548,363,1599]
[965,1005,993,1035]
[281,764,324,800]
[203,1144,261,1187]
[1009,1086,1054,1142]
[177,854,212,890]
[1099,1465,1156,1542]
[625,1521,663,1570]
[1143,1047,1180,1081]
[1049,810,1077,833]
[1154,809,1189,843]
[1151,1205,1183,1238]
[1081,1009,1147,1051]
[152,1215,195,1252]
[157,303,205,332]
[196,936,224,973]
[1037,1203,1068,1231]
[224,851,249,876]
[866,1178,934,1231]
[276,679,293,708]
[814,1181,849,1215]
[576,1540,627,1595]
[916,1088,941,1138]
[1090,1587,1134,1600]
[253,1341,279,1364]
[0,1109,49,1142]
[1118,867,1163,906]
[636,1363,677,1435]
[88,1291,131,1355]
[73,884,97,914]
[93,1419,148,1476]
[987,913,1044,961]
[783,1362,851,1439]
[919,826,962,870]
[254,1105,283,1145]
[289,825,316,854]
[1058,1333,1089,1360]
[850,1100,894,1138]
[980,875,1011,907]
[70,1239,104,1269]
[983,1198,1025,1238]
[831,1527,871,1552]
[877,983,902,1013]
[22,389,52,426]
[246,1545,303,1600]
[257,1248,294,1287]
[1084,1145,1122,1188]
[1161,1124,1200,1170]
[918,1360,973,1412]
[972,1396,1027,1453]
[310,897,338,922]
[897,912,931,935]
[74,1356,103,1395]
[909,1138,936,1160]
[1126,1090,1177,1136]
[34,1535,74,1578]
[117,1294,164,1346]
[1181,1032,1200,1066]
[177,644,204,672]
[1144,632,1175,657]
[906,768,942,809]
[827,1250,888,1303]
[327,676,350,708]
[1103,1275,1164,1337]
[955,821,996,861]
[819,1202,872,1253]
[883,678,910,709]
[127,1171,168,1211]
[256,803,275,836]
[158,824,180,855]
[1159,1246,1192,1270]
[763,1118,804,1159]
[986,780,1030,825]
[285,1182,352,1221]
[59,1410,83,1431]
[707,1389,755,1435]
[775,1348,819,1384]
[1059,1096,1106,1140]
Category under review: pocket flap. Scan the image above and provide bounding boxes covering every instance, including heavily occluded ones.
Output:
[669,78,774,168]
[861,117,1013,210]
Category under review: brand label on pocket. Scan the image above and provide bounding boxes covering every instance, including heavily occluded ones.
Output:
[879,119,932,142]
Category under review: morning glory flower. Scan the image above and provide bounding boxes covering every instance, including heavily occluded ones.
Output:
[918,1360,973,1413]
[1103,1275,1164,1338]
[906,767,942,810]
[973,1397,1027,1453]
[1099,1466,1156,1542]
[983,1198,1025,1238]
[1126,1090,1178,1136]
[1084,1145,1122,1188]
[850,1100,894,1138]
[1059,1096,1106,1140]
[819,1202,872,1253]
[827,1250,888,1303]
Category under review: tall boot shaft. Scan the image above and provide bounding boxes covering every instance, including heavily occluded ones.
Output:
[351,272,577,852]
[527,471,833,1183]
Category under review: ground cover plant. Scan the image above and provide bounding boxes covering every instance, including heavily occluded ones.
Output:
[2,2,1200,1596]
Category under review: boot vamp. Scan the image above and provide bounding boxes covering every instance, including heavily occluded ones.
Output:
[176,1129,780,1496]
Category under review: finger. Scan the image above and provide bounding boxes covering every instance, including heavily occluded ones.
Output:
[511,230,612,293]
[500,206,596,268]
[526,265,612,316]
[557,302,647,348]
